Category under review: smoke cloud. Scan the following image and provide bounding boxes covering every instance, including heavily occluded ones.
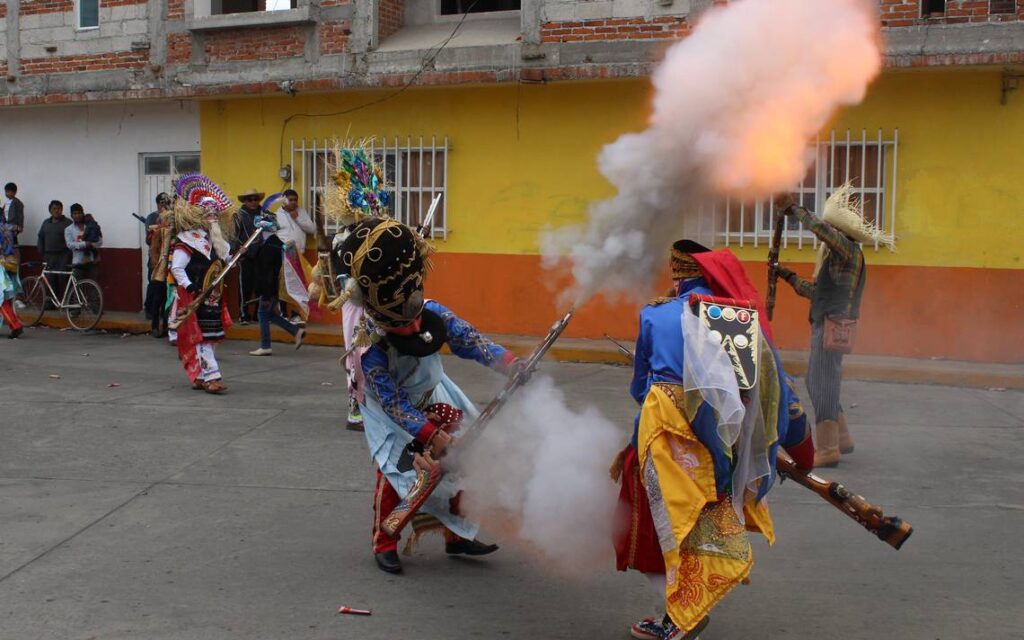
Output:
[461,376,625,573]
[541,0,882,302]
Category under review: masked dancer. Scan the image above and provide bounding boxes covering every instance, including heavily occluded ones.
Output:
[168,175,235,394]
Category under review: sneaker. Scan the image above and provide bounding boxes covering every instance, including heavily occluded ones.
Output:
[249,347,273,356]
[630,617,664,640]
[237,316,251,326]
[294,327,305,350]
[291,315,306,326]
[663,615,709,640]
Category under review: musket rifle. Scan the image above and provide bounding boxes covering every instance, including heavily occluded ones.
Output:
[168,227,263,330]
[766,204,787,321]
[380,308,576,537]
[610,338,912,549]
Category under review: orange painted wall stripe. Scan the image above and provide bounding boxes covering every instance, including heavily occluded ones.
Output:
[419,253,1024,364]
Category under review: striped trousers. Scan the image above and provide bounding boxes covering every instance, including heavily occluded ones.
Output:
[806,321,844,423]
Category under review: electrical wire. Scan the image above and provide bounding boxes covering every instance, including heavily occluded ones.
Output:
[277,0,482,170]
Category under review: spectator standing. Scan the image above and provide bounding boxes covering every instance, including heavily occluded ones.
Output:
[274,189,315,322]
[64,203,102,283]
[37,200,73,297]
[145,193,173,335]
[233,189,263,324]
[3,183,24,247]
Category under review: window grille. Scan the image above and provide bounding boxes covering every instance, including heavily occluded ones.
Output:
[290,136,449,240]
[706,129,899,251]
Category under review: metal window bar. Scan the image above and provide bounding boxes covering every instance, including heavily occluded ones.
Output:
[291,135,450,240]
[712,129,898,250]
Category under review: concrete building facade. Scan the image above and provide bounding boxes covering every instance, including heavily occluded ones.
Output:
[1,0,1023,362]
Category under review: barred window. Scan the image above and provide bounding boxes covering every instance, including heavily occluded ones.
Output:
[707,129,899,251]
[292,136,449,240]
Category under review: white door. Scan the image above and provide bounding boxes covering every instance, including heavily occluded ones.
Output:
[138,153,200,304]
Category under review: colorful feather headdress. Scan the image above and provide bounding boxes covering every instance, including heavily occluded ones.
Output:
[322,140,391,226]
[171,173,235,236]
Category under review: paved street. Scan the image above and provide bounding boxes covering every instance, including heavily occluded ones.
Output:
[1,327,1022,640]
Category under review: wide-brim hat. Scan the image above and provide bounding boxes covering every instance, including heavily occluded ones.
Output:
[382,308,447,357]
[237,188,266,202]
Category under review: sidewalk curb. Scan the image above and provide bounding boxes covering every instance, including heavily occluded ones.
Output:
[36,314,1024,391]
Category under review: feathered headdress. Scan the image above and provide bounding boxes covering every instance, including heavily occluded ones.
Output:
[175,173,233,212]
[322,140,391,226]
[171,173,235,238]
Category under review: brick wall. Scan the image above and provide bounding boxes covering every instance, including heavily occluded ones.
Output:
[880,0,1023,25]
[321,0,350,6]
[320,22,349,55]
[379,0,404,40]
[103,0,148,7]
[20,50,148,75]
[19,0,73,16]
[168,0,185,20]
[203,26,306,62]
[541,16,689,42]
[167,32,192,64]
[0,4,8,18]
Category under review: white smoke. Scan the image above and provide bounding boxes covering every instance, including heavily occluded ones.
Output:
[460,376,625,573]
[541,0,882,302]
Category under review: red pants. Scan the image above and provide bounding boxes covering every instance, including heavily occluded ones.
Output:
[0,300,22,332]
[371,470,462,553]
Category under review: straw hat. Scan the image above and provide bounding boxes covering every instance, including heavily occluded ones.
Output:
[237,188,265,202]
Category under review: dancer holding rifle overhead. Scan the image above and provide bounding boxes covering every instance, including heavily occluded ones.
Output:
[771,186,891,468]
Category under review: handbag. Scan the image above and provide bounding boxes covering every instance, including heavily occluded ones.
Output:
[824,315,858,354]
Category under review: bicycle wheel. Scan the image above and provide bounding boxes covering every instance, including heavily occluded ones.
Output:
[19,276,48,326]
[66,279,104,331]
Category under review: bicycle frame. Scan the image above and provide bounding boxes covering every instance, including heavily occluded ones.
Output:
[36,267,85,310]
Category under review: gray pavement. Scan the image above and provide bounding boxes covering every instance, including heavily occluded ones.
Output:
[1,326,1022,640]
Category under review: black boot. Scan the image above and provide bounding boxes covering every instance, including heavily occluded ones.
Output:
[445,539,499,556]
[374,550,402,574]
[8,327,23,340]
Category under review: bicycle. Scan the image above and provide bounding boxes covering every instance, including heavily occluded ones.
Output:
[19,262,104,331]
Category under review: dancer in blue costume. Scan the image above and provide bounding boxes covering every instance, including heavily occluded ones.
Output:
[613,240,814,640]
[335,217,518,574]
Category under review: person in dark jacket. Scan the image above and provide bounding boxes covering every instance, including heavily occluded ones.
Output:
[37,200,73,299]
[233,189,263,324]
[3,183,24,246]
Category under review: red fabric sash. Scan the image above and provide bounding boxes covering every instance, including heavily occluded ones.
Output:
[692,249,774,342]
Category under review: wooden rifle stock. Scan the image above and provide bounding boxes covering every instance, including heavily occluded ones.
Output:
[776,453,913,550]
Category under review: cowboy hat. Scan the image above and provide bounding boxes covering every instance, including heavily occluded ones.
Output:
[237,188,266,202]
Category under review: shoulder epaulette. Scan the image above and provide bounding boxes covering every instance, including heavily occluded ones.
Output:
[647,296,675,306]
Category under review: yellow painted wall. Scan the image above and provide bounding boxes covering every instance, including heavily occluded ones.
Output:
[199,67,1024,269]
[199,80,650,255]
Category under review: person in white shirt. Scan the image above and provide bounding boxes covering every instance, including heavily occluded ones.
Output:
[274,189,315,253]
[274,189,316,322]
